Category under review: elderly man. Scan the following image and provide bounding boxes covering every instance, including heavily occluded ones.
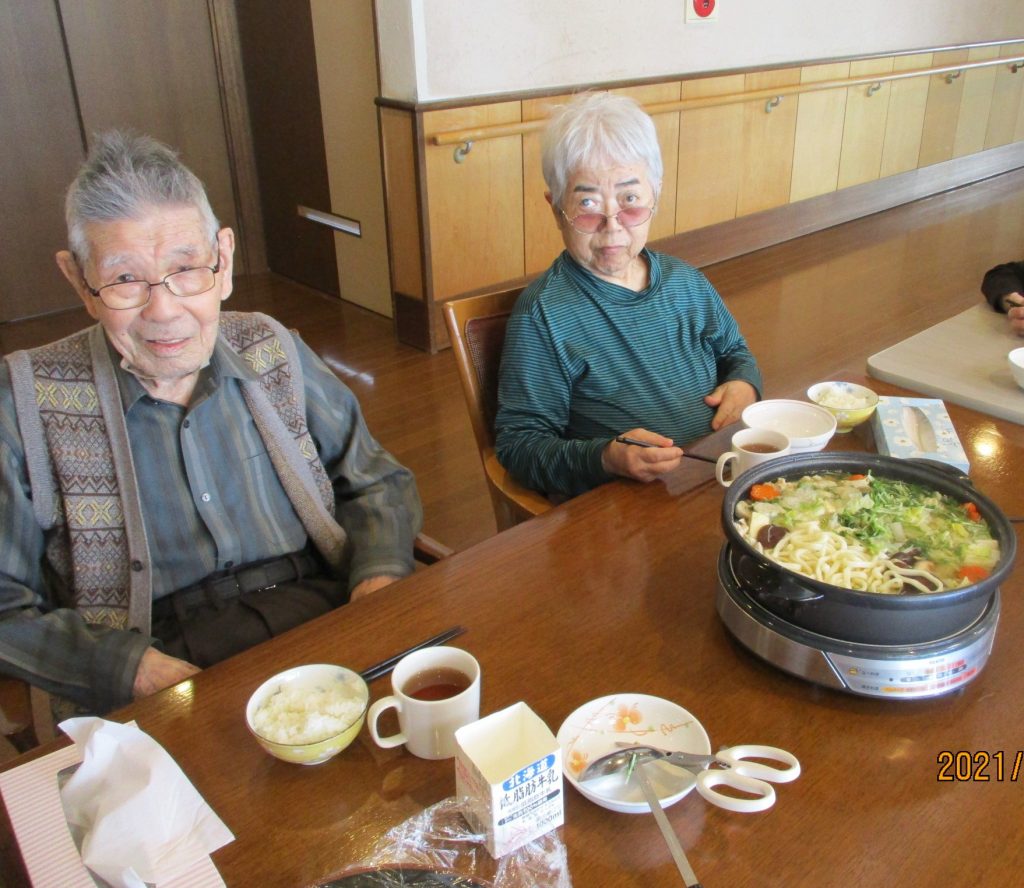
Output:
[0,131,422,714]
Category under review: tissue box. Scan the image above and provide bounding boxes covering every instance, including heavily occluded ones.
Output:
[454,702,563,858]
[871,396,970,472]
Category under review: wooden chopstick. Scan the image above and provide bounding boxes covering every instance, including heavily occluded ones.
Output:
[359,625,467,682]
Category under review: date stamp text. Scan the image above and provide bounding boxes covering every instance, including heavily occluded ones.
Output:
[937,750,1023,782]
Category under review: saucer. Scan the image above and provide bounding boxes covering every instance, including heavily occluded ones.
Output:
[556,693,710,814]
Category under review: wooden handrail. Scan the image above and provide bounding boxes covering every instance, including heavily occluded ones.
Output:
[431,55,1024,149]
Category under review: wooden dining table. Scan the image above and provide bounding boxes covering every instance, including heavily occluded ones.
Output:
[3,369,1024,887]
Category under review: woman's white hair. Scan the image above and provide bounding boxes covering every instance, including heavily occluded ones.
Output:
[541,92,663,209]
[66,130,219,261]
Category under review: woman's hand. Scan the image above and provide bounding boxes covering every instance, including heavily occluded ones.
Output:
[1003,293,1024,336]
[601,428,682,482]
[705,380,759,430]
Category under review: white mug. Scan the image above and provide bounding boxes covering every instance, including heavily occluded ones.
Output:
[716,429,791,487]
[367,646,480,760]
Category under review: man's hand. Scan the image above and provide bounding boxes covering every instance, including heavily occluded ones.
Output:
[132,647,200,699]
[705,380,759,430]
[601,428,683,482]
[1003,293,1024,336]
[350,574,401,602]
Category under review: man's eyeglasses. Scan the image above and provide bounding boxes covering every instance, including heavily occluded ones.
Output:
[559,204,656,234]
[82,259,221,310]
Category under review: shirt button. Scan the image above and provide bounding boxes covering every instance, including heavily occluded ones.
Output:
[130,560,144,572]
[183,420,191,429]
[201,493,211,502]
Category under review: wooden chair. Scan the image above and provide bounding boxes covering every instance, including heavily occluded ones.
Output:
[413,533,452,564]
[443,287,553,531]
[0,677,38,753]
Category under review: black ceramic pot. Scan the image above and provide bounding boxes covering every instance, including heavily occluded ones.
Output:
[719,452,1017,645]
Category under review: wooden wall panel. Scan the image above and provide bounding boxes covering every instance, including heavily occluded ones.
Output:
[59,0,241,243]
[880,53,933,178]
[676,74,746,233]
[736,68,800,217]
[523,93,573,276]
[379,107,424,299]
[986,44,1024,148]
[423,103,523,300]
[613,83,682,240]
[918,49,970,167]
[790,62,849,202]
[953,45,1000,157]
[1017,71,1024,143]
[837,57,895,189]
[0,0,85,323]
[385,42,1024,351]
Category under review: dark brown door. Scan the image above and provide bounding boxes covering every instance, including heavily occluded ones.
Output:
[0,0,86,323]
[235,0,339,296]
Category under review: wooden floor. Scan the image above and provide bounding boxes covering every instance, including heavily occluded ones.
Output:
[1,168,1023,767]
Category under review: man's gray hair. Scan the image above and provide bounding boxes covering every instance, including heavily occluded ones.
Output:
[66,130,220,261]
[541,92,664,210]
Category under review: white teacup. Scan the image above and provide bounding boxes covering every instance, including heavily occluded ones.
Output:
[715,429,791,487]
[367,646,480,760]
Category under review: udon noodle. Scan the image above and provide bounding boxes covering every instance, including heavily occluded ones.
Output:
[734,472,1000,595]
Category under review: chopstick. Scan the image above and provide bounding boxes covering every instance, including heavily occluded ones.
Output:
[359,625,466,682]
[614,436,717,464]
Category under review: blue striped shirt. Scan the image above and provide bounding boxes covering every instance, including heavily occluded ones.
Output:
[495,250,762,496]
[0,326,421,711]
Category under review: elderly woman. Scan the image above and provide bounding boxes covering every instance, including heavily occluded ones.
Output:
[495,92,762,497]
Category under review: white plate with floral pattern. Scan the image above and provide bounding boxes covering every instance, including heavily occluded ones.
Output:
[557,693,711,814]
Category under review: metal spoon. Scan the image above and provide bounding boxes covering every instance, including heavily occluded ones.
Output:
[579,745,711,783]
[628,753,704,887]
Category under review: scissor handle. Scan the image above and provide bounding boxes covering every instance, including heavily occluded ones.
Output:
[696,770,776,813]
[717,744,801,783]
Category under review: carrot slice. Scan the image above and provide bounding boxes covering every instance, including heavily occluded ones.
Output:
[958,565,990,583]
[848,474,867,480]
[962,502,982,522]
[750,483,781,501]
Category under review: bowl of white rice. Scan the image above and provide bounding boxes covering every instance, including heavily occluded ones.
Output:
[246,664,369,765]
[807,381,879,434]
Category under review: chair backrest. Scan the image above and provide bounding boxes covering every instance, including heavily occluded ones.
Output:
[443,287,525,457]
[0,678,38,753]
[444,286,552,531]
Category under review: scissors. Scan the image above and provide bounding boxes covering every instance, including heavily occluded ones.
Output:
[583,742,801,813]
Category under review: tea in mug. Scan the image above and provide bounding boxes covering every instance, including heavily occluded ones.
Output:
[404,667,472,701]
[741,443,782,454]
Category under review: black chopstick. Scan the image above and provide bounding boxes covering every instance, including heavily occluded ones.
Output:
[359,625,466,682]
[614,435,717,464]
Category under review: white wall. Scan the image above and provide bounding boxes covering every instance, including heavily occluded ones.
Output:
[376,0,1024,102]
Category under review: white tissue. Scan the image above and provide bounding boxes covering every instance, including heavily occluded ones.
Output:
[59,717,234,888]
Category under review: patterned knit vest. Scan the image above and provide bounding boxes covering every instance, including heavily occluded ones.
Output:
[5,312,345,633]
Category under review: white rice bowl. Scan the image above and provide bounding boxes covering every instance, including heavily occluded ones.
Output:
[246,664,369,765]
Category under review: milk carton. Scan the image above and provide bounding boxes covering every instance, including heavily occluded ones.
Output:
[454,702,564,858]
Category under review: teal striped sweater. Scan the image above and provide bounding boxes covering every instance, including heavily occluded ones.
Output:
[495,250,762,496]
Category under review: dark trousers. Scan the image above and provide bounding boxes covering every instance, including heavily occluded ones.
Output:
[150,551,346,667]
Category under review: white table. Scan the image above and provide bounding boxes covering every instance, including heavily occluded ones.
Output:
[867,304,1024,425]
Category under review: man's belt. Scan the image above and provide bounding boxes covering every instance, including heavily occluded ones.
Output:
[153,549,321,620]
